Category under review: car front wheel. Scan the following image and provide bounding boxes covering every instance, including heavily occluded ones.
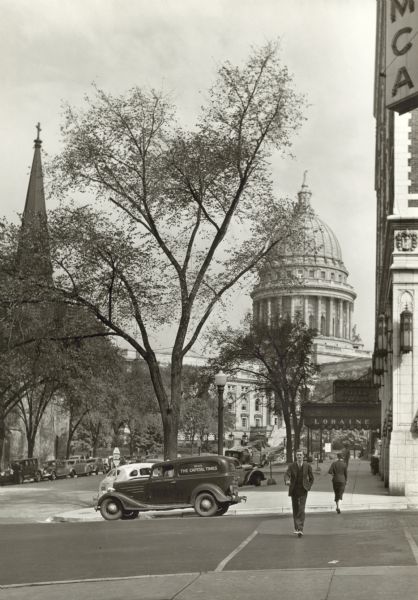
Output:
[34,471,41,483]
[100,498,123,521]
[194,492,218,517]
[50,471,56,481]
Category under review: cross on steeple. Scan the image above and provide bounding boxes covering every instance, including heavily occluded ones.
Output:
[36,122,41,140]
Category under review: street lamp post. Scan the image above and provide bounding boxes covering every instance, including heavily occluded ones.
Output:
[215,371,227,456]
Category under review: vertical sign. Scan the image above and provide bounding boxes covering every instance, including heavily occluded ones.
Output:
[386,0,418,113]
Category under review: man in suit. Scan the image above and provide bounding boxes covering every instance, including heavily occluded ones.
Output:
[284,449,314,537]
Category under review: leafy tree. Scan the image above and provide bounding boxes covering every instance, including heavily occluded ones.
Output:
[211,313,319,462]
[179,365,235,453]
[0,43,307,458]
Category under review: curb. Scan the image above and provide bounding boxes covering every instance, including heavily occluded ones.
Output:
[47,502,418,522]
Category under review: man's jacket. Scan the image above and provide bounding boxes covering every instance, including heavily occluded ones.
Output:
[284,461,314,496]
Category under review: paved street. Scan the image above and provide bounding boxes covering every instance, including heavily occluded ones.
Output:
[1,511,418,599]
[1,458,418,599]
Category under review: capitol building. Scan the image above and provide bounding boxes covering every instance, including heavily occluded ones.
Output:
[227,177,371,447]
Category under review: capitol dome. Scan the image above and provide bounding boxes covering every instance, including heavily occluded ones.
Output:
[251,176,364,364]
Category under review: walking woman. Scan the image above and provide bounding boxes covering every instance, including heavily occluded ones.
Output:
[328,452,348,513]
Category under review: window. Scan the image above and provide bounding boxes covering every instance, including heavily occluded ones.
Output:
[309,314,315,328]
[274,416,278,425]
[241,416,248,428]
[297,269,303,278]
[241,404,247,411]
[309,269,315,277]
[255,417,262,427]
[330,272,335,280]
[255,398,261,412]
[321,271,326,279]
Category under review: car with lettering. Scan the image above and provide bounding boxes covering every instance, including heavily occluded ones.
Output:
[96,455,244,520]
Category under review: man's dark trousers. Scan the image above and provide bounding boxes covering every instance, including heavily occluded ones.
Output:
[291,493,307,531]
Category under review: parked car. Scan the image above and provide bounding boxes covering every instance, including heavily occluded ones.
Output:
[86,457,110,475]
[66,457,90,477]
[97,462,154,500]
[9,458,42,484]
[0,465,16,486]
[96,455,244,521]
[224,448,266,486]
[41,459,72,480]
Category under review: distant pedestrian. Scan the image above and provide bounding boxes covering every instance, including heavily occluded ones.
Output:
[328,452,348,513]
[342,445,350,465]
[284,449,314,538]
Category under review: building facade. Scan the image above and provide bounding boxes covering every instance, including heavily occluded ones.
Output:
[373,1,418,495]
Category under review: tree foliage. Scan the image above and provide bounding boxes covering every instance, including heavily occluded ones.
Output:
[210,313,319,461]
[2,42,307,459]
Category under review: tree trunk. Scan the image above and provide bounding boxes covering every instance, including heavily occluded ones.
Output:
[27,435,36,458]
[0,411,6,469]
[284,418,293,463]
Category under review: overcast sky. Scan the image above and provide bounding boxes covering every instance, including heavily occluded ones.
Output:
[0,0,377,350]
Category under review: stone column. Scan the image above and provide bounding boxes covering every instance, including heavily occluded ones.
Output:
[303,296,308,325]
[316,297,321,331]
[388,229,418,495]
[326,298,331,336]
[267,299,272,326]
[348,303,352,339]
[338,299,343,338]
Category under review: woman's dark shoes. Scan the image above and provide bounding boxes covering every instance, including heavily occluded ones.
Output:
[336,507,341,514]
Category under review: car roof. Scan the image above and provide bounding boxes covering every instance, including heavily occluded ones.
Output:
[116,462,154,471]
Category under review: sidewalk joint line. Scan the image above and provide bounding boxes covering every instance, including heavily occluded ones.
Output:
[214,529,258,572]
[171,572,202,600]
[402,525,418,565]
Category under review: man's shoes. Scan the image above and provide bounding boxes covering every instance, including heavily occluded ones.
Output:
[294,530,299,534]
[336,507,341,514]
[297,531,303,538]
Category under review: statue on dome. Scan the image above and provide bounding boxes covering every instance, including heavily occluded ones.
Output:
[351,325,363,347]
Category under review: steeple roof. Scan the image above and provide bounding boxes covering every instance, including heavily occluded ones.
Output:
[23,123,47,220]
[17,124,53,281]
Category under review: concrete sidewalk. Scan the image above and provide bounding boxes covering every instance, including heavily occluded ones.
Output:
[49,458,418,522]
[2,566,418,600]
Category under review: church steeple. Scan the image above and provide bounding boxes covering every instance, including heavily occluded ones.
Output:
[17,124,53,281]
[297,170,312,208]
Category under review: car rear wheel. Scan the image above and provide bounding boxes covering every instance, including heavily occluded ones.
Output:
[34,471,41,483]
[17,473,24,484]
[50,471,56,481]
[122,510,139,520]
[70,470,76,478]
[215,503,229,516]
[100,498,123,521]
[194,492,218,517]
